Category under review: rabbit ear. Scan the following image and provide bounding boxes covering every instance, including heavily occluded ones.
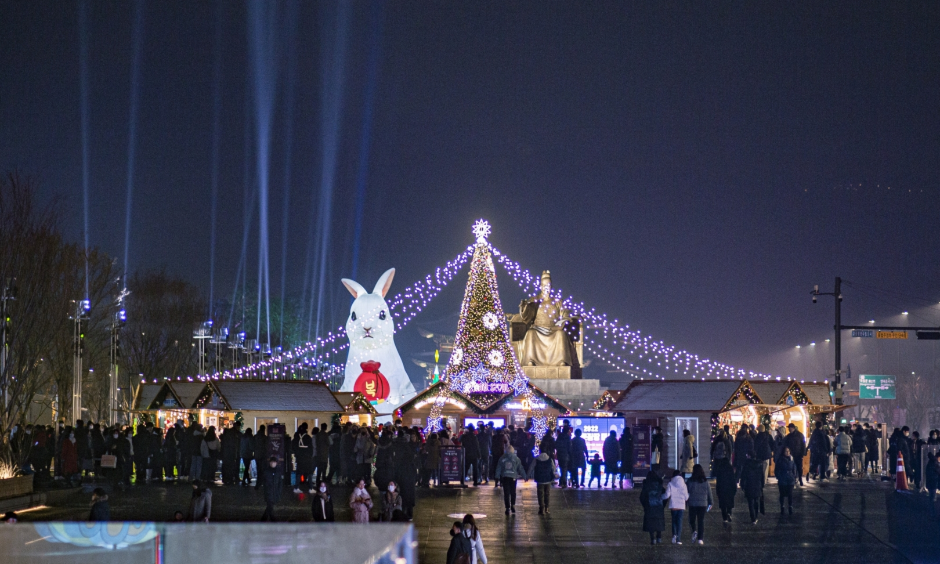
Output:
[372,268,396,298]
[342,278,368,299]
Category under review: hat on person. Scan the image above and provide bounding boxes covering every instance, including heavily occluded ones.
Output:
[787,423,796,429]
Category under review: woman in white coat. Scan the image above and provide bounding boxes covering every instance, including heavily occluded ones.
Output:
[462,514,487,564]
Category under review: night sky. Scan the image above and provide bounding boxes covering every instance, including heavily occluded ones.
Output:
[2,2,939,386]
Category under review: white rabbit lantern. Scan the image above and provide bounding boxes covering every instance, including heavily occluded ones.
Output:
[340,268,416,415]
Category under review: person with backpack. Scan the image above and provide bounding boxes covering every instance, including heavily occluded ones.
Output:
[686,464,713,545]
[640,469,666,545]
[528,449,558,515]
[495,445,526,515]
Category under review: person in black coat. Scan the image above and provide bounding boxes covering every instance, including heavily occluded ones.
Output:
[639,469,666,544]
[311,480,335,522]
[754,426,773,486]
[808,421,831,481]
[555,428,571,488]
[315,423,331,484]
[393,432,418,519]
[132,426,150,484]
[295,424,315,492]
[446,524,474,564]
[220,425,241,485]
[88,488,110,521]
[618,426,634,488]
[784,424,806,485]
[260,456,282,521]
[733,428,755,482]
[740,457,765,524]
[461,427,482,486]
[714,457,737,522]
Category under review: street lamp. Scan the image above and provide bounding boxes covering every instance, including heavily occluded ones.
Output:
[193,320,213,378]
[1,278,17,409]
[71,299,91,423]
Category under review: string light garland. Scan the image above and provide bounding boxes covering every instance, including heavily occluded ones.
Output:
[183,221,787,385]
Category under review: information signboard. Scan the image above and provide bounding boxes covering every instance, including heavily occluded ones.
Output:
[632,424,652,479]
[859,375,896,399]
[266,423,287,475]
[439,446,464,483]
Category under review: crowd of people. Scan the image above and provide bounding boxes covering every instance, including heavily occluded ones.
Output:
[6,417,939,532]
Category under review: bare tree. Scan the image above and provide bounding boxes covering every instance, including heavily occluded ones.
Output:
[122,269,204,384]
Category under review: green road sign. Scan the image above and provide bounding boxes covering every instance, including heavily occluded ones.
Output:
[858,374,896,400]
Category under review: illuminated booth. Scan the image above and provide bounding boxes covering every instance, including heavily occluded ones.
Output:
[609,380,845,477]
[132,379,344,433]
[397,381,569,432]
[333,392,380,427]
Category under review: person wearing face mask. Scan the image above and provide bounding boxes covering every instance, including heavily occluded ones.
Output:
[349,478,373,523]
[260,456,282,522]
[381,480,403,521]
[446,522,474,564]
[312,481,335,522]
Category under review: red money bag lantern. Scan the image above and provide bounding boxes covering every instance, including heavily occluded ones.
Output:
[354,361,390,405]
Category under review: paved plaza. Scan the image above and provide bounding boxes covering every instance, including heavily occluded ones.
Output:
[15,475,939,564]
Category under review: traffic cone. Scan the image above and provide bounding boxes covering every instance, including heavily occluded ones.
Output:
[895,453,908,492]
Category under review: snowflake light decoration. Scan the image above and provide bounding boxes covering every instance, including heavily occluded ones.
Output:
[488,349,504,367]
[482,312,499,330]
[472,219,491,244]
[451,347,463,365]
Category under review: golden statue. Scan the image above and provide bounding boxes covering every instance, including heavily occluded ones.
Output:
[510,271,580,367]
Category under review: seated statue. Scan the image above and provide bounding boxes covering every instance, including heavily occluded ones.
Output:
[509,270,580,367]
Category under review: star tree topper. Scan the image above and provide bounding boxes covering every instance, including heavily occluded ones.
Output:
[473,219,491,244]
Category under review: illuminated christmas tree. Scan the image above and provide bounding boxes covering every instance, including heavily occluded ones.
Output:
[426,220,548,447]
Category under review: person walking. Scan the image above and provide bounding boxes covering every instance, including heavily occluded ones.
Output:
[312,480,335,522]
[754,425,773,486]
[528,449,557,515]
[733,427,755,483]
[494,445,526,515]
[679,429,696,477]
[570,429,589,488]
[296,424,316,493]
[740,456,765,525]
[446,522,474,564]
[851,425,868,477]
[651,427,665,472]
[315,423,331,484]
[640,469,666,545]
[663,469,689,544]
[555,427,571,488]
[393,432,418,520]
[349,478,373,523]
[187,480,212,522]
[239,428,255,486]
[784,423,806,486]
[714,457,736,522]
[775,447,796,514]
[260,456,282,522]
[686,464,713,545]
[602,430,620,488]
[866,424,881,475]
[422,432,441,487]
[925,451,940,506]
[463,514,487,564]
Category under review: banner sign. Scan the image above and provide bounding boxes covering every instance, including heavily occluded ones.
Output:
[439,446,464,482]
[464,381,511,394]
[632,424,652,479]
[266,424,287,475]
[859,375,896,400]
[876,331,907,340]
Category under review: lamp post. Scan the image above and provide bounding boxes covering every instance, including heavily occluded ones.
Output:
[110,308,126,426]
[210,327,229,374]
[1,278,16,410]
[71,299,91,423]
[193,321,213,378]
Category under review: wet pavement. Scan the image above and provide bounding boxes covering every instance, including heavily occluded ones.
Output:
[16,475,940,564]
